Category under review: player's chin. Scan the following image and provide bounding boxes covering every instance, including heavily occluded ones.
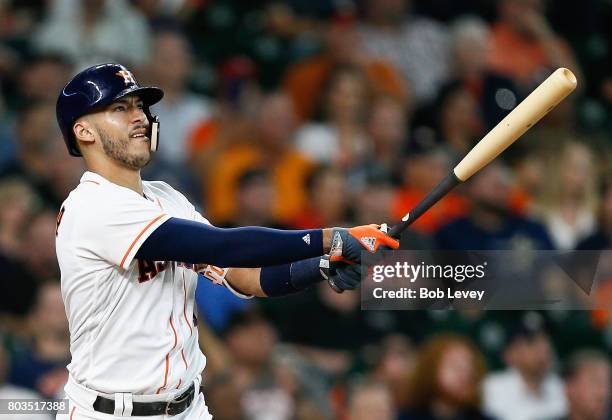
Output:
[125,147,152,169]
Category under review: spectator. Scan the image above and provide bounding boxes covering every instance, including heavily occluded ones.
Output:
[44,129,86,208]
[0,345,53,420]
[435,161,555,250]
[507,141,546,216]
[400,334,490,420]
[202,370,246,420]
[434,81,484,157]
[561,349,611,420]
[12,54,73,111]
[32,0,151,70]
[354,180,396,226]
[228,168,281,228]
[449,16,520,130]
[488,0,581,89]
[22,209,61,282]
[204,92,313,225]
[283,18,408,121]
[483,312,567,420]
[369,334,416,412]
[0,179,40,321]
[352,95,410,188]
[291,166,351,229]
[348,380,395,420]
[294,64,371,171]
[0,184,48,329]
[223,309,294,420]
[9,282,69,398]
[576,177,612,250]
[394,145,468,235]
[0,178,40,259]
[146,28,213,168]
[535,141,599,250]
[0,101,62,205]
[358,0,451,104]
[277,282,396,377]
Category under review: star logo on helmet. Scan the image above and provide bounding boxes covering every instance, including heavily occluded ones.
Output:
[116,70,136,86]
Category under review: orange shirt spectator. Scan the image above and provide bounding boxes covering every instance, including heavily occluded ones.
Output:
[488,22,571,85]
[284,55,407,122]
[487,0,580,88]
[204,143,313,225]
[283,19,408,122]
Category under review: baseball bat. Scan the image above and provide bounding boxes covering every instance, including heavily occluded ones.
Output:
[387,67,577,239]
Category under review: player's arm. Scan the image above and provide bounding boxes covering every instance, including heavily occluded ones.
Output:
[135,217,398,268]
[199,258,363,298]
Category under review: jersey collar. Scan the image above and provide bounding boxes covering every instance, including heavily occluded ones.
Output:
[80,171,108,185]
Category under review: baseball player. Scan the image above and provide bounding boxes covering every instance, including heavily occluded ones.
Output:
[54,63,399,419]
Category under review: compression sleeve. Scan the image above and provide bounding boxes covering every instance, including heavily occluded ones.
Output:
[135,217,323,267]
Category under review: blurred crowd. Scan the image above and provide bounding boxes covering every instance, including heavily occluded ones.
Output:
[0,0,610,419]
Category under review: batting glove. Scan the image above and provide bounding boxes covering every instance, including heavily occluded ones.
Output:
[330,224,399,265]
[329,264,362,291]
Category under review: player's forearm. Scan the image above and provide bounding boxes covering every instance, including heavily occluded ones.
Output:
[220,257,325,298]
[136,217,329,267]
[224,268,266,297]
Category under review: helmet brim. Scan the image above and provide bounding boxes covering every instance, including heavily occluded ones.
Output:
[112,86,164,107]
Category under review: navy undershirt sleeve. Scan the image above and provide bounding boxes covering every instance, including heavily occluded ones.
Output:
[135,217,323,267]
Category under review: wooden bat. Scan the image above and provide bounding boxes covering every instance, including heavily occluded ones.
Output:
[387,67,577,239]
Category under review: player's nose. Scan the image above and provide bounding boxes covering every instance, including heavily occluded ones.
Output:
[130,106,147,125]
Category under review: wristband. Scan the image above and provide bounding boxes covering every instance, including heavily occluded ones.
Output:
[260,257,325,297]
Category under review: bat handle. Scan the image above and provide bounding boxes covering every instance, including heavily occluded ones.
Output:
[388,171,461,239]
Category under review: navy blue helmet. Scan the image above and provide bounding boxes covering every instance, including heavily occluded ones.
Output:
[56,63,164,157]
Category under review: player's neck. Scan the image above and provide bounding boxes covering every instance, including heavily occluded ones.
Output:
[87,162,144,195]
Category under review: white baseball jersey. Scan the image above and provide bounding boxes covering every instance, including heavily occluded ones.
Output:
[56,171,211,397]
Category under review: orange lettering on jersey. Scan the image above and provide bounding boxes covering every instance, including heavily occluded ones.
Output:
[55,206,65,237]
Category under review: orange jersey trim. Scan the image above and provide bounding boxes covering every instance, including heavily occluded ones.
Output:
[181,349,188,370]
[80,180,100,185]
[120,214,167,268]
[169,317,178,350]
[156,354,170,394]
[70,406,76,419]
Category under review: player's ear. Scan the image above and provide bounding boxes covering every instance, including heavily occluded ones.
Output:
[73,117,96,146]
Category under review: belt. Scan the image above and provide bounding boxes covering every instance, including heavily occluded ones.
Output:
[92,384,195,416]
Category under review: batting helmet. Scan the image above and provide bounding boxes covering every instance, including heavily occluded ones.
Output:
[56,63,164,157]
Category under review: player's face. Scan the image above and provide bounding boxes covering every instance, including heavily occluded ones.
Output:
[94,95,152,170]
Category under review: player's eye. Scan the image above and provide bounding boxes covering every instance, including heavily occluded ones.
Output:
[113,105,126,112]
[136,102,144,109]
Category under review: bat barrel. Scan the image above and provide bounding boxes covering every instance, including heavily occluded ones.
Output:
[453,68,577,182]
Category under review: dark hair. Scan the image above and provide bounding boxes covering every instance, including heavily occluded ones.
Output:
[236,168,270,191]
[562,349,610,380]
[22,52,72,69]
[222,307,269,337]
[313,63,369,122]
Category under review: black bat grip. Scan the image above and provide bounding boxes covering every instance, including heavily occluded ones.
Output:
[388,171,461,238]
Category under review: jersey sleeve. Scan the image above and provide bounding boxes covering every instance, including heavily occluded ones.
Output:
[80,193,171,270]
